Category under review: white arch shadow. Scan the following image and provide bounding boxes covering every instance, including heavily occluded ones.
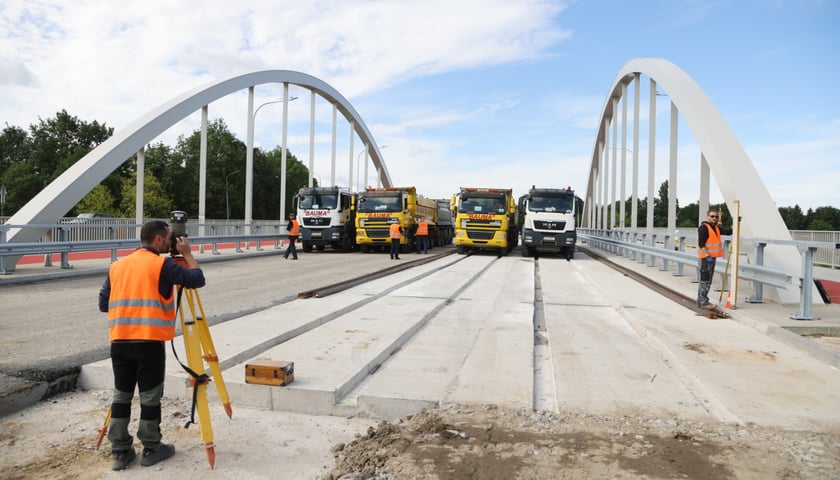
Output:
[4,70,390,267]
[586,58,801,304]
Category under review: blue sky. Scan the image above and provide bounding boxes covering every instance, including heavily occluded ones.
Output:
[1,0,838,211]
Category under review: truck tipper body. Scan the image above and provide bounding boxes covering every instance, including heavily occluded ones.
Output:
[450,187,518,255]
[518,186,582,259]
[294,186,356,252]
[355,186,442,253]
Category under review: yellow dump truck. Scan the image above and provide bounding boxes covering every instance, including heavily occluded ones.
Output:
[355,186,444,253]
[450,187,518,255]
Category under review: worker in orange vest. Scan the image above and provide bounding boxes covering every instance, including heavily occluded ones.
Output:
[285,213,300,260]
[697,209,732,308]
[99,220,205,470]
[415,217,429,254]
[389,220,402,260]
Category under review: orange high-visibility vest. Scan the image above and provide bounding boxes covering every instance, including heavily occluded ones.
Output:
[389,222,402,239]
[416,221,428,236]
[698,224,724,258]
[107,249,176,341]
[289,219,300,236]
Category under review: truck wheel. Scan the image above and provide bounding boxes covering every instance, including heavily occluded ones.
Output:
[521,245,530,257]
[456,246,465,255]
[302,242,313,253]
[566,246,575,260]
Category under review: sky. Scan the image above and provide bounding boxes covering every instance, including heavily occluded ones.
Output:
[1,0,838,212]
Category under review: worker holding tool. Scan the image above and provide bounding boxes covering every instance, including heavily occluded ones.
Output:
[697,209,732,309]
[98,220,205,471]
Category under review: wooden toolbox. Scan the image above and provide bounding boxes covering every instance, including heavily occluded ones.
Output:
[244,360,294,386]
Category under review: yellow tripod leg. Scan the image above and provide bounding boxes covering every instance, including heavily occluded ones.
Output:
[180,288,216,468]
[95,406,111,449]
[190,289,233,418]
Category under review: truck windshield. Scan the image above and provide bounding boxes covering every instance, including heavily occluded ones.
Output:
[529,195,573,213]
[358,194,402,212]
[299,193,337,209]
[459,196,506,214]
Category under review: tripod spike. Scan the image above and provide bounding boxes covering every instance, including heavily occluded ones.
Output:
[205,443,216,468]
[223,402,232,418]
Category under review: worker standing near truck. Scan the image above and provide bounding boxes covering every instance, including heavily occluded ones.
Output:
[415,217,429,254]
[389,220,402,260]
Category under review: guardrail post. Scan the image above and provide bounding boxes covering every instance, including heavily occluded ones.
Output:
[235,225,243,253]
[661,234,670,271]
[59,228,72,269]
[638,233,646,264]
[648,234,657,267]
[746,242,767,303]
[109,227,118,263]
[675,236,685,276]
[254,225,264,251]
[790,247,817,320]
[211,225,220,255]
[275,225,282,249]
[629,232,637,260]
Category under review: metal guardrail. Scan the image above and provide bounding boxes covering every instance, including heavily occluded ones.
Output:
[0,220,289,274]
[578,228,838,321]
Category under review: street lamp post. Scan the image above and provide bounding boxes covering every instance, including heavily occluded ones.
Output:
[356,145,386,191]
[225,170,240,220]
[245,95,298,227]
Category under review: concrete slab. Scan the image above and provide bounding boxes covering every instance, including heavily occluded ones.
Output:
[569,254,840,430]
[356,256,535,419]
[442,257,535,409]
[540,258,710,420]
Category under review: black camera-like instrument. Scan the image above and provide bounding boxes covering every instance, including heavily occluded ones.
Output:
[170,210,188,256]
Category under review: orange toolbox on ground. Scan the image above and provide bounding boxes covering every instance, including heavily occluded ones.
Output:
[244,360,294,386]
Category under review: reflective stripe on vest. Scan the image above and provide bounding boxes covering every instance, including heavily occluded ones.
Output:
[289,219,300,236]
[390,222,402,239]
[108,249,176,341]
[699,224,724,258]
[416,221,428,236]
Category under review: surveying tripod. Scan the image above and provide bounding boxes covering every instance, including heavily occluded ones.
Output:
[96,261,232,469]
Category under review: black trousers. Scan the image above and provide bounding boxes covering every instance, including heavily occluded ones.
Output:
[108,341,166,451]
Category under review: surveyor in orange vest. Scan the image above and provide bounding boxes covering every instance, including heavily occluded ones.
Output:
[99,220,205,470]
[285,213,300,260]
[389,220,402,260]
[697,209,732,309]
[415,218,429,254]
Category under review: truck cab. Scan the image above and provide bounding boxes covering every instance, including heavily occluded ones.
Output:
[451,187,518,255]
[294,186,355,252]
[355,186,438,253]
[518,186,581,259]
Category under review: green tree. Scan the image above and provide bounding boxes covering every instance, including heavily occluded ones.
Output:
[653,180,670,227]
[778,205,806,230]
[806,206,840,230]
[119,173,173,219]
[74,184,117,214]
[677,201,699,227]
[171,119,247,218]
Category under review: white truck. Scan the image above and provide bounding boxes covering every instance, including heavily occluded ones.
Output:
[294,186,356,252]
[518,186,581,259]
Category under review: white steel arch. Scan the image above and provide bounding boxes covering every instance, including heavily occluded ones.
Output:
[4,70,390,262]
[585,58,801,304]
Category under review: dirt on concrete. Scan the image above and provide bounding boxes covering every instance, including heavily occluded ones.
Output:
[2,391,838,480]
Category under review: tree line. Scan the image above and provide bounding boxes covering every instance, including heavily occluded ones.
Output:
[1,110,838,230]
[0,110,311,221]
